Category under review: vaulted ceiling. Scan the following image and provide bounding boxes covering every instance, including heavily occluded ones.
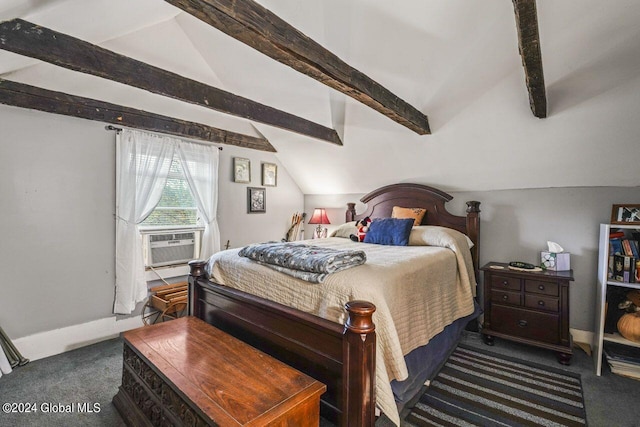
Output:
[1,0,639,194]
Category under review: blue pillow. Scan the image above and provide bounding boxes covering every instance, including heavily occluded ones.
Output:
[363,218,414,246]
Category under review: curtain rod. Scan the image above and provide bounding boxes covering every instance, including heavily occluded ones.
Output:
[104,125,223,150]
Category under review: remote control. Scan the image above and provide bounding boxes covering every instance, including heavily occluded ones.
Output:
[509,261,536,270]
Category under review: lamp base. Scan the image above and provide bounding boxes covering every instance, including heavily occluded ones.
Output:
[313,225,327,239]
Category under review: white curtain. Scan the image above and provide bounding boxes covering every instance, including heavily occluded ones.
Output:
[113,130,221,314]
[177,141,221,258]
[114,130,176,314]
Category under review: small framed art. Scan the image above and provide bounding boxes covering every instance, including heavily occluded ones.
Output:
[233,157,251,183]
[611,204,640,225]
[248,187,266,213]
[262,162,277,187]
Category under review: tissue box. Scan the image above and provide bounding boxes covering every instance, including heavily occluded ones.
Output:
[541,252,571,271]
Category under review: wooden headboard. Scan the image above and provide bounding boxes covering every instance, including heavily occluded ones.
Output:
[346,183,481,276]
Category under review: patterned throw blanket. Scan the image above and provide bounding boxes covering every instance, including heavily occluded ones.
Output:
[238,242,366,283]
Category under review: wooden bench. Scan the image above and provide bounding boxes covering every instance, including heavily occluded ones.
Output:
[113,316,326,426]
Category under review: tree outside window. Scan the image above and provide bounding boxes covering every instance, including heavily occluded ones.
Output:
[141,158,198,227]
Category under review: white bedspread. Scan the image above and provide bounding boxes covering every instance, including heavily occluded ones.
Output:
[205,227,476,426]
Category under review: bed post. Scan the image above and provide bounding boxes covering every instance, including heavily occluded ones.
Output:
[346,203,357,222]
[342,300,376,427]
[465,201,481,280]
[188,260,208,318]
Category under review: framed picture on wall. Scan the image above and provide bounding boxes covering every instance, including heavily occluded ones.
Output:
[248,187,266,213]
[233,157,251,183]
[262,162,277,187]
[611,204,640,225]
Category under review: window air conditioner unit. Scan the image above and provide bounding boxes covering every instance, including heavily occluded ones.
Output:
[143,230,201,267]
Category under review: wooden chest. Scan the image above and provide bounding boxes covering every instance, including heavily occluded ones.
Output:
[481,262,574,365]
[113,316,326,426]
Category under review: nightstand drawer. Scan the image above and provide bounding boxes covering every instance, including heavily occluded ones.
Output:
[491,306,559,344]
[524,280,558,296]
[491,275,521,291]
[524,294,559,313]
[491,290,521,306]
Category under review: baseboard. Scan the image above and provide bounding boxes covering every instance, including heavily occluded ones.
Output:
[570,328,594,350]
[12,315,144,362]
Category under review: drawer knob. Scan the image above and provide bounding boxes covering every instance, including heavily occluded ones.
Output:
[538,284,545,290]
[538,300,545,306]
[502,295,509,301]
[517,320,528,328]
[503,281,509,286]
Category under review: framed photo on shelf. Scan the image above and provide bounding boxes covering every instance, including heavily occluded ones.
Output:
[248,187,266,213]
[233,157,251,183]
[611,204,640,225]
[262,162,277,187]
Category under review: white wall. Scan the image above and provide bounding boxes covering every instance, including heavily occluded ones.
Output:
[217,145,304,249]
[0,107,117,339]
[305,186,640,333]
[0,105,303,340]
[246,1,640,196]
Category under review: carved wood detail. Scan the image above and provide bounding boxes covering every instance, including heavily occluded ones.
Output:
[121,344,209,426]
[342,301,376,426]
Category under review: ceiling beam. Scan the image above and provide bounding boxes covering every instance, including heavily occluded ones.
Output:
[512,0,547,118]
[0,18,340,145]
[0,78,277,152]
[165,0,431,135]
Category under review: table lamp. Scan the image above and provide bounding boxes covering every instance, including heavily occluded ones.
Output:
[308,208,330,238]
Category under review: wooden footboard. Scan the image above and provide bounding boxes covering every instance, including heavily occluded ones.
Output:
[188,260,376,426]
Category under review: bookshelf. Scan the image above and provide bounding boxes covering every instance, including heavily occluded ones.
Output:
[593,223,640,377]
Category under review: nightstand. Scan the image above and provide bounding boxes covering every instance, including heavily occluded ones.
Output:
[481,262,574,365]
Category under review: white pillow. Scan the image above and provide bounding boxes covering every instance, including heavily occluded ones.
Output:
[409,226,474,248]
[329,221,358,238]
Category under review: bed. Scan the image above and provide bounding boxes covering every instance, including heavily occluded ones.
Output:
[187,183,481,426]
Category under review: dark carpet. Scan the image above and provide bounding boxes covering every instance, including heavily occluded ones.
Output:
[2,331,639,426]
[404,344,587,427]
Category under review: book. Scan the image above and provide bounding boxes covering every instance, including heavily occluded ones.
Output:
[610,238,624,255]
[608,359,640,369]
[630,240,640,258]
[626,256,635,283]
[613,255,636,282]
[613,255,627,282]
[603,342,640,379]
[608,255,614,279]
[622,239,634,257]
[604,342,640,364]
[610,231,626,239]
[609,366,640,380]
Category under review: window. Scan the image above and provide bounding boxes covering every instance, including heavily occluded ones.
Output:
[139,157,203,268]
[114,128,219,315]
[140,158,199,228]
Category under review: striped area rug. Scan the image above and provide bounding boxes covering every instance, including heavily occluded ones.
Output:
[404,344,587,427]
